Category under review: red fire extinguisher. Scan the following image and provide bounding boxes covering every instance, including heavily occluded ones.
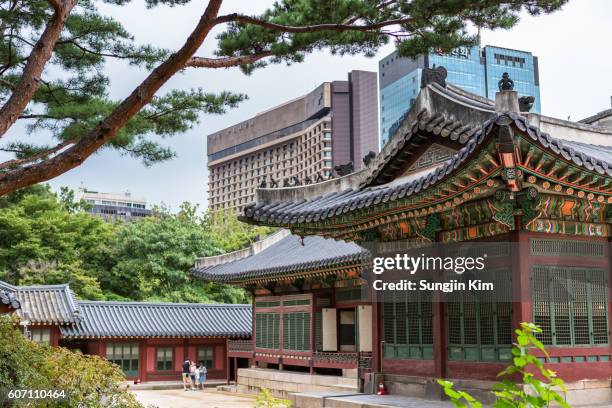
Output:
[377,380,387,395]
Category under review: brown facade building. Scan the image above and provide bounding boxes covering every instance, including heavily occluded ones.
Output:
[207,70,379,213]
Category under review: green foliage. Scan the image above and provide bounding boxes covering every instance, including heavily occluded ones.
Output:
[1,0,567,173]
[216,0,567,73]
[438,322,570,408]
[0,315,143,408]
[1,0,245,167]
[0,185,262,304]
[103,202,248,303]
[206,208,276,252]
[0,185,113,300]
[254,388,292,408]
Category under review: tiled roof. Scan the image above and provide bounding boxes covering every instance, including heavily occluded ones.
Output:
[192,233,369,283]
[579,108,612,125]
[0,281,80,325]
[60,301,251,339]
[243,110,612,227]
[0,287,20,310]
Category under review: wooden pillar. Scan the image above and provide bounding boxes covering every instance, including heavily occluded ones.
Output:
[225,338,230,384]
[234,357,238,384]
[140,340,147,383]
[51,327,60,347]
[511,231,532,331]
[432,253,447,379]
[371,285,381,374]
[432,239,447,379]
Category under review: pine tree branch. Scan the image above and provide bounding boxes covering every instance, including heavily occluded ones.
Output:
[0,0,77,139]
[0,78,15,90]
[185,52,273,68]
[215,13,414,34]
[0,0,225,196]
[0,139,74,170]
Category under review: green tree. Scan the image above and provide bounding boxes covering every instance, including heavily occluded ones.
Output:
[207,208,275,252]
[103,203,249,303]
[0,315,143,408]
[0,185,113,300]
[0,0,567,195]
[0,186,255,303]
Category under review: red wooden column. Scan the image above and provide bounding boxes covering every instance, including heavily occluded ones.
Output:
[371,286,381,376]
[432,266,447,378]
[310,292,315,374]
[225,338,230,384]
[140,340,148,383]
[234,357,238,384]
[511,231,532,331]
[431,237,447,379]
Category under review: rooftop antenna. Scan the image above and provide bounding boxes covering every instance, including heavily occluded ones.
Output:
[477,26,482,48]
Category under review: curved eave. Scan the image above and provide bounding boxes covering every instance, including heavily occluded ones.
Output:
[243,112,612,237]
[59,333,251,340]
[193,256,370,286]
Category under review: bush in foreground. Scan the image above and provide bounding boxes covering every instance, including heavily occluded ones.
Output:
[0,315,143,407]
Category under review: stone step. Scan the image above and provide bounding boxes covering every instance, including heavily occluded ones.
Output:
[217,384,237,393]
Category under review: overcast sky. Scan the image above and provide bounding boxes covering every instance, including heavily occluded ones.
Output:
[9,0,612,210]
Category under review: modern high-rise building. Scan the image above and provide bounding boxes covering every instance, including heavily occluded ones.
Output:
[207,70,378,213]
[76,186,151,222]
[379,45,541,147]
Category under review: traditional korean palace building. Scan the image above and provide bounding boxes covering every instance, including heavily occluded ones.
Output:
[0,280,251,383]
[195,70,612,404]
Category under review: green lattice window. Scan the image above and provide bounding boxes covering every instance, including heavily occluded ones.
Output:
[255,312,280,349]
[532,265,609,347]
[156,347,173,371]
[336,287,367,303]
[283,298,311,307]
[447,269,512,361]
[283,312,311,351]
[382,290,433,360]
[106,343,139,377]
[530,239,605,258]
[255,300,280,308]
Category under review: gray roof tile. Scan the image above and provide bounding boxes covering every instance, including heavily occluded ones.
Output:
[0,281,79,324]
[0,287,20,310]
[192,234,369,283]
[243,112,612,226]
[60,301,251,339]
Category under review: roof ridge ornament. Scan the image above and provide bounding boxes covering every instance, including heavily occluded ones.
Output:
[498,72,514,91]
[495,74,520,113]
[420,66,447,89]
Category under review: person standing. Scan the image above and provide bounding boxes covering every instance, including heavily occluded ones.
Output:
[194,364,201,390]
[198,362,207,389]
[189,361,197,390]
[181,359,190,391]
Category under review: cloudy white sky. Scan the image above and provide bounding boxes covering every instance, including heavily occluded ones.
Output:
[10,0,612,210]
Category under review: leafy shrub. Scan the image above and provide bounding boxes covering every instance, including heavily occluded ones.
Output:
[0,315,143,407]
[438,322,570,408]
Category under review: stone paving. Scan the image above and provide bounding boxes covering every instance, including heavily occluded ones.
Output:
[132,389,256,408]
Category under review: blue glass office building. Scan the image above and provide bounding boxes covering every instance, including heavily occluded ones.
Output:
[379,45,540,147]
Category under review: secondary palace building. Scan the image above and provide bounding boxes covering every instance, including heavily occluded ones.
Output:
[196,69,612,405]
[0,280,251,383]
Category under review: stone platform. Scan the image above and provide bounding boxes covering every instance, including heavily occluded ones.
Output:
[236,368,358,397]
